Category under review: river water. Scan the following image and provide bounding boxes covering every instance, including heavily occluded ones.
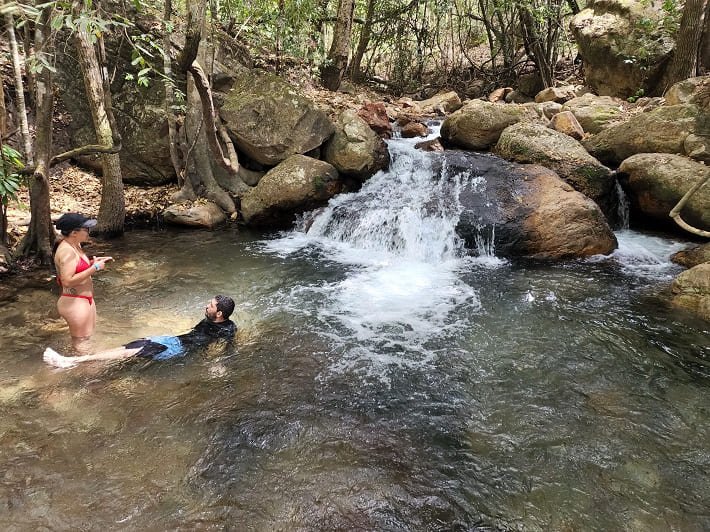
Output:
[1,135,709,530]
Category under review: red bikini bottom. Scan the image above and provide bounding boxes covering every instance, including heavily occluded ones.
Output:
[60,293,94,306]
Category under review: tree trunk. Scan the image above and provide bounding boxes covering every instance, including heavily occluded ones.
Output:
[5,13,33,165]
[666,0,707,87]
[74,27,125,237]
[0,67,7,138]
[519,6,554,88]
[320,0,355,90]
[163,0,183,185]
[700,0,710,74]
[350,0,376,81]
[172,0,239,213]
[17,10,54,264]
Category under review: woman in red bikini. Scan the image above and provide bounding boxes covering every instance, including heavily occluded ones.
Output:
[53,213,113,352]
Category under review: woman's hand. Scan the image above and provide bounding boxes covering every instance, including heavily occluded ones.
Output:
[92,256,114,271]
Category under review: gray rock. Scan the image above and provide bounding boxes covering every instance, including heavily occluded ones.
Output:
[561,93,626,134]
[220,71,335,166]
[440,100,541,150]
[570,0,674,98]
[163,201,227,228]
[618,153,710,230]
[583,104,710,165]
[240,155,342,228]
[495,122,614,204]
[324,110,390,180]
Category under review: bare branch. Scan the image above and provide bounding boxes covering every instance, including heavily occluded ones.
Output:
[669,171,710,237]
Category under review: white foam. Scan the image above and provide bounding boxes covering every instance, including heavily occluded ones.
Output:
[609,230,688,280]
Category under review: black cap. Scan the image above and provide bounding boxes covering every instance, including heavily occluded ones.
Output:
[54,213,98,233]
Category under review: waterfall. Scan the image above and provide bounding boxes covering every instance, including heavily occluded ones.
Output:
[294,137,469,263]
[262,131,486,377]
[615,180,630,230]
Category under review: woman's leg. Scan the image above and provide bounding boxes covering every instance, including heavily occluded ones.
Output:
[57,297,96,353]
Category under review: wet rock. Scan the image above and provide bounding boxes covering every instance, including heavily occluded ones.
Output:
[440,151,617,259]
[671,263,710,321]
[672,243,710,268]
[323,110,390,180]
[240,155,342,228]
[415,138,444,152]
[618,153,710,231]
[400,121,429,138]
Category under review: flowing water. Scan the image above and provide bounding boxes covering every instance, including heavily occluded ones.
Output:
[1,134,709,530]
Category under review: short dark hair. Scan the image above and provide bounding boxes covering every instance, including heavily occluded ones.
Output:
[215,295,235,319]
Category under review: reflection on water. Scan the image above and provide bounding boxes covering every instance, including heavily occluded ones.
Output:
[1,226,709,530]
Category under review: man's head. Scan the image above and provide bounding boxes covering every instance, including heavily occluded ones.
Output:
[205,294,235,322]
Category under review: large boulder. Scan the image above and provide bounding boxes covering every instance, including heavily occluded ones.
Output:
[569,0,674,98]
[583,104,710,165]
[495,122,615,205]
[323,110,389,180]
[55,43,175,185]
[440,100,542,150]
[561,93,626,134]
[671,263,710,321]
[219,71,335,166]
[441,151,617,259]
[240,155,342,227]
[618,153,710,230]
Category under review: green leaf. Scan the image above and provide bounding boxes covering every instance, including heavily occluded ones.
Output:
[137,67,151,77]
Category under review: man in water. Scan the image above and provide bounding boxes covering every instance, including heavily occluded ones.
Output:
[43,295,236,368]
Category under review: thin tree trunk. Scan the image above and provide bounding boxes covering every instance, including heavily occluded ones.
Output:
[163,0,183,184]
[6,13,33,165]
[701,0,710,73]
[350,0,376,81]
[519,7,554,88]
[320,0,355,90]
[75,27,125,237]
[18,9,54,263]
[0,67,7,138]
